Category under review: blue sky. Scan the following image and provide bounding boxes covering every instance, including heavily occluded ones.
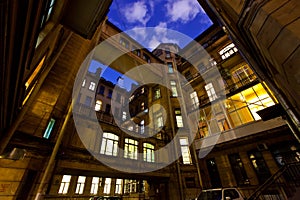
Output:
[107,0,213,49]
[89,0,213,89]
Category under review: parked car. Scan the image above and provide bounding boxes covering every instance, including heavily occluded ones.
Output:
[195,188,244,200]
[89,196,121,200]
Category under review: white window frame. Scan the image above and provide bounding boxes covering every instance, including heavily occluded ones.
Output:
[100,133,119,156]
[58,175,71,194]
[170,81,178,97]
[115,179,123,194]
[180,137,192,164]
[89,81,96,91]
[90,177,101,195]
[205,83,218,102]
[75,176,86,194]
[103,178,112,194]
[143,143,155,162]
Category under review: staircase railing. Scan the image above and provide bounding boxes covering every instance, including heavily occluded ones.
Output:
[247,162,300,200]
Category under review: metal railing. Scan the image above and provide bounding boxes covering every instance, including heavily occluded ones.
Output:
[247,162,300,200]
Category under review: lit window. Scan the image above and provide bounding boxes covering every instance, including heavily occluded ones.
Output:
[154,112,163,129]
[100,133,119,156]
[190,91,199,109]
[124,179,137,193]
[89,82,96,91]
[143,143,155,162]
[153,86,161,100]
[180,137,192,164]
[75,176,86,194]
[141,102,145,111]
[58,175,71,194]
[103,178,112,194]
[122,111,127,121]
[120,38,129,49]
[140,120,145,134]
[43,118,55,139]
[205,83,217,101]
[219,43,238,60]
[82,79,86,87]
[170,81,178,97]
[115,179,123,194]
[90,177,101,195]
[124,138,138,160]
[167,62,173,73]
[175,109,184,127]
[95,100,102,111]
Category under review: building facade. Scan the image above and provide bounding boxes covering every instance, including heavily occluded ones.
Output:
[0,1,299,200]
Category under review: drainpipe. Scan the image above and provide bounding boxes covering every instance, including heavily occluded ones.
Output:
[0,27,72,155]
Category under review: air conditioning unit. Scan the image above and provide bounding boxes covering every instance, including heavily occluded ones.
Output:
[257,143,268,151]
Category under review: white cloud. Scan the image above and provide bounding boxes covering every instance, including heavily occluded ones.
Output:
[149,22,179,50]
[166,0,203,23]
[123,1,151,25]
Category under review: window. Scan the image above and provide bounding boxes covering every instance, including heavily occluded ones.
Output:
[170,81,178,97]
[99,85,105,95]
[232,64,255,86]
[205,83,217,101]
[143,54,151,63]
[140,102,145,111]
[219,43,238,60]
[75,176,86,194]
[100,133,119,156]
[175,109,184,127]
[103,178,112,194]
[84,96,92,106]
[58,175,71,194]
[43,118,55,139]
[153,86,161,100]
[120,37,129,49]
[144,143,155,162]
[140,120,145,134]
[132,46,141,56]
[124,179,137,193]
[115,179,123,194]
[105,104,111,113]
[167,62,173,73]
[82,79,86,87]
[248,150,271,183]
[165,48,171,58]
[180,137,192,164]
[108,89,113,98]
[89,82,96,91]
[40,0,56,29]
[228,154,249,185]
[90,177,101,195]
[124,138,138,160]
[95,100,102,111]
[122,111,127,121]
[154,112,163,129]
[206,158,222,188]
[190,91,199,109]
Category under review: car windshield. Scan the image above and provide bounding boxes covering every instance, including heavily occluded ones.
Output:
[198,190,222,200]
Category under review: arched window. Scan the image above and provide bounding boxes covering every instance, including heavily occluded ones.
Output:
[100,133,119,156]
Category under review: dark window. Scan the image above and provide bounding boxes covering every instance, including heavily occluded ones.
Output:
[108,89,113,98]
[248,150,271,183]
[105,104,111,113]
[98,86,105,95]
[206,158,222,188]
[120,37,129,49]
[228,154,249,185]
[165,48,171,58]
[143,54,150,63]
[184,71,192,81]
[84,96,92,106]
